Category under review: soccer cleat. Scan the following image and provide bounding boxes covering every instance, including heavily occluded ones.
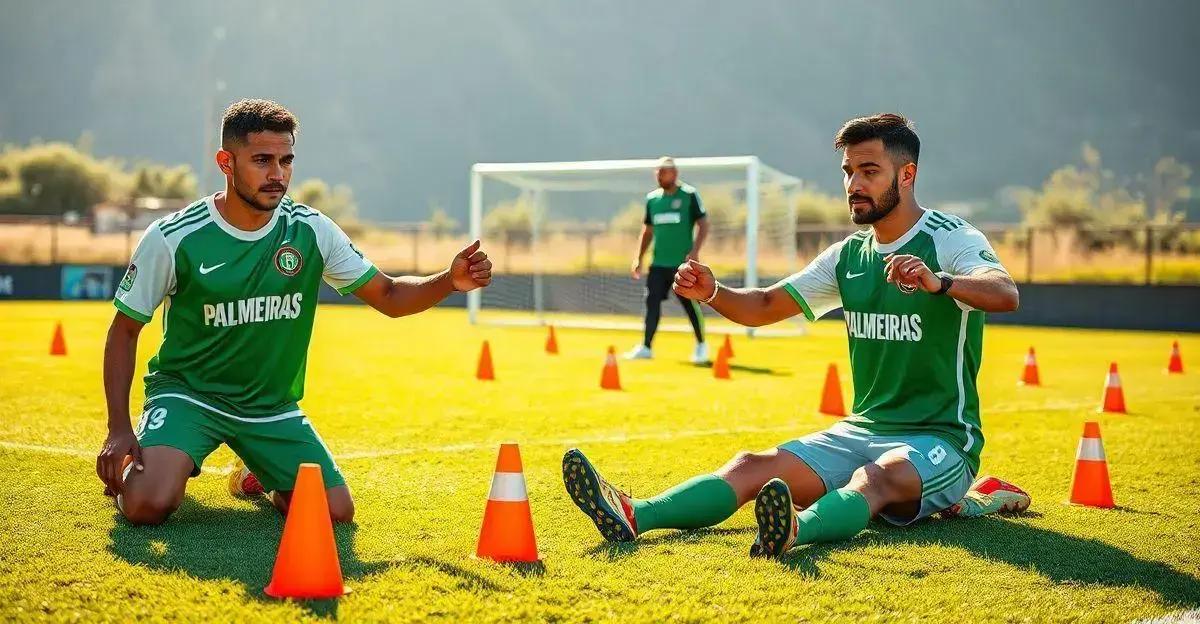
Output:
[623,344,653,360]
[944,475,1031,518]
[690,342,710,364]
[228,459,265,499]
[750,478,799,558]
[562,448,638,542]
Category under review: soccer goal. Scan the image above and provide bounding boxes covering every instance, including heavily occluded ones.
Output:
[468,156,807,336]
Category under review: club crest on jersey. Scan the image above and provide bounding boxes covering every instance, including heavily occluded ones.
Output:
[119,264,137,291]
[274,246,303,277]
[671,198,682,209]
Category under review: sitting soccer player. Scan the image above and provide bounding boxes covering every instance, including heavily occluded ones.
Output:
[563,114,1029,556]
[95,99,493,525]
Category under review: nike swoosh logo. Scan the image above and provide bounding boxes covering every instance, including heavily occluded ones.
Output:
[279,239,290,246]
[845,271,865,279]
[198,262,226,275]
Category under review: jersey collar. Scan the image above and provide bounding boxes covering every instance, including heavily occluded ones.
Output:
[871,208,929,254]
[206,193,281,242]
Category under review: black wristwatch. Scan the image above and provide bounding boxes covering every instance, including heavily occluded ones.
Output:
[933,272,954,296]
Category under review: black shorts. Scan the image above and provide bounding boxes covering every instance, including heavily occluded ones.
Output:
[646,266,677,301]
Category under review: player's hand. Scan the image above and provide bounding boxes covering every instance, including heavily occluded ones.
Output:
[686,250,700,263]
[450,240,492,292]
[673,259,716,301]
[631,260,643,280]
[883,254,940,293]
[97,427,142,496]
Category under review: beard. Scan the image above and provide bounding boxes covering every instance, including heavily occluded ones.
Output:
[232,179,286,212]
[848,175,900,225]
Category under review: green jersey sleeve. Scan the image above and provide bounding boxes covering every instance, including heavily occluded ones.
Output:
[690,190,705,220]
[113,222,175,323]
[777,239,844,321]
[312,213,377,295]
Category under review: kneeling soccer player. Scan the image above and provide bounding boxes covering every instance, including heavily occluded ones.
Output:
[562,114,1030,557]
[95,99,493,525]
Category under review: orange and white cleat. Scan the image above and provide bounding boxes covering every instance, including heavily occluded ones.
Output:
[228,459,265,499]
[945,475,1031,517]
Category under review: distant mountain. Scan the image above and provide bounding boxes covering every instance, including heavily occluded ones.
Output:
[2,0,1196,222]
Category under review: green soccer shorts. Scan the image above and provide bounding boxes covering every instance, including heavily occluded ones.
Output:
[778,421,973,525]
[134,391,344,493]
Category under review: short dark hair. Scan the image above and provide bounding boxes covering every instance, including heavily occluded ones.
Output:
[220,99,298,147]
[834,113,919,166]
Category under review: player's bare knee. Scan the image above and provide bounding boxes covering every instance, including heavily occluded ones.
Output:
[119,488,179,526]
[849,462,909,503]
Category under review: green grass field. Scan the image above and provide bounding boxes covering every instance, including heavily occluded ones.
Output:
[1,301,1198,622]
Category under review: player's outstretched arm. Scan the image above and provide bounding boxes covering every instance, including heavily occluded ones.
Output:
[98,311,146,494]
[673,259,802,327]
[354,240,492,318]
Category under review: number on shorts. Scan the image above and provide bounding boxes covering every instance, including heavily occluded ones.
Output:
[927,445,947,466]
[142,407,167,432]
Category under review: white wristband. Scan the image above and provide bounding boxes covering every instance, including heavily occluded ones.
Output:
[702,282,721,305]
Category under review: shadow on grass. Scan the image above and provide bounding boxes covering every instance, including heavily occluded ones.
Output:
[779,516,1200,609]
[685,361,789,376]
[586,526,756,560]
[108,496,393,619]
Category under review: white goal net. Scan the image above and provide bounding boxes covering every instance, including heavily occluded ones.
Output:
[468,156,808,335]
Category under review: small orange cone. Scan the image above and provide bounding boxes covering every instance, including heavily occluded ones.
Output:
[1068,422,1114,508]
[476,444,540,562]
[1020,347,1040,386]
[545,326,559,355]
[713,346,731,380]
[50,322,67,356]
[720,334,735,360]
[477,340,495,381]
[1099,362,1126,413]
[819,363,846,417]
[264,463,349,599]
[1167,341,1184,374]
[600,346,622,390]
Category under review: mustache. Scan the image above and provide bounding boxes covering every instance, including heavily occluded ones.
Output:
[259,184,287,193]
[848,194,874,206]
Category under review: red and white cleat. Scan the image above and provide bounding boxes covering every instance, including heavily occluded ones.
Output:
[945,475,1031,518]
[228,459,265,499]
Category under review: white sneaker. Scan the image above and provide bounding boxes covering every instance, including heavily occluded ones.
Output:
[691,342,710,364]
[623,344,653,360]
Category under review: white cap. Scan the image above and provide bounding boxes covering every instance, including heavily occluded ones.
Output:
[656,156,676,169]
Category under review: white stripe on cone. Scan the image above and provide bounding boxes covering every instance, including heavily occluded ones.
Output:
[488,472,528,502]
[1076,438,1106,461]
[1025,353,1036,365]
[1105,372,1120,388]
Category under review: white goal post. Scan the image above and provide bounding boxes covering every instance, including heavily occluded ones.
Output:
[467,156,806,335]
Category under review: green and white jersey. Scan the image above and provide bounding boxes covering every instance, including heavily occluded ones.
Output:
[780,209,1007,472]
[644,183,705,268]
[114,194,378,418]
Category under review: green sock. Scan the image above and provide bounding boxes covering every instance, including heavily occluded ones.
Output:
[631,475,738,533]
[794,488,871,545]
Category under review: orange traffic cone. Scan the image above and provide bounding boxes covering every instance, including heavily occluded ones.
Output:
[1167,341,1184,374]
[713,346,731,380]
[1020,347,1040,386]
[1099,362,1126,413]
[477,340,495,381]
[545,326,559,355]
[720,334,735,360]
[476,444,540,562]
[819,363,846,417]
[1069,422,1114,508]
[50,322,67,356]
[264,463,349,598]
[600,346,622,390]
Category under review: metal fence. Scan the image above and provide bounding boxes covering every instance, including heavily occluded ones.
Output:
[1,214,1197,285]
